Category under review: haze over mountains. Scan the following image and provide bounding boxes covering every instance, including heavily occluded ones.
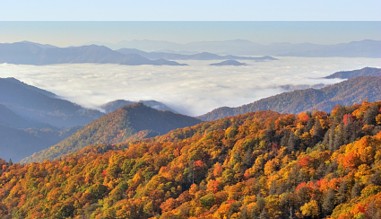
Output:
[0,77,102,128]
[0,77,100,161]
[117,48,276,61]
[0,77,182,161]
[1,39,379,68]
[200,68,381,121]
[0,41,185,66]
[0,41,277,66]
[107,39,381,57]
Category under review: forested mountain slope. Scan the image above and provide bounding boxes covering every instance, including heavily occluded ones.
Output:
[22,103,201,163]
[1,101,381,218]
[324,67,381,79]
[200,76,381,121]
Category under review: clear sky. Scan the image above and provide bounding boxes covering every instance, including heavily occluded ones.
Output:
[0,0,380,21]
[0,22,380,46]
[1,0,380,46]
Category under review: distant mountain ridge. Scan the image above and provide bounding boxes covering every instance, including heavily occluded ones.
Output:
[112,39,381,57]
[117,48,277,61]
[199,72,381,121]
[22,103,201,163]
[0,41,185,66]
[324,67,381,79]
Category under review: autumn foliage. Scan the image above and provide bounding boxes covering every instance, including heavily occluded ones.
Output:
[1,101,381,218]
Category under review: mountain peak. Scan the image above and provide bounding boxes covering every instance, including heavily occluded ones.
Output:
[100,99,175,114]
[22,104,201,163]
[210,59,247,66]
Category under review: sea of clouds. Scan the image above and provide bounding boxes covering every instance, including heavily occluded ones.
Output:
[0,57,380,116]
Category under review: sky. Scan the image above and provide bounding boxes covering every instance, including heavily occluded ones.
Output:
[0,22,380,47]
[1,0,380,46]
[0,0,380,21]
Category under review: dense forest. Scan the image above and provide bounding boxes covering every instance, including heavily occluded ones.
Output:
[1,101,381,218]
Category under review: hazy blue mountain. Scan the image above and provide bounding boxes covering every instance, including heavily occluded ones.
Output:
[101,99,176,113]
[0,77,103,128]
[114,39,381,57]
[0,41,185,66]
[0,77,102,161]
[22,103,201,163]
[117,48,276,61]
[324,67,381,79]
[108,39,182,51]
[0,104,49,129]
[277,40,381,57]
[199,76,381,121]
[0,125,78,162]
[115,39,262,55]
[210,60,247,66]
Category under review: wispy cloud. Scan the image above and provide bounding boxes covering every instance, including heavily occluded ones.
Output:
[0,57,380,116]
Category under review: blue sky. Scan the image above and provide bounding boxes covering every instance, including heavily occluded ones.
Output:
[0,0,380,21]
[1,1,379,46]
[0,22,380,46]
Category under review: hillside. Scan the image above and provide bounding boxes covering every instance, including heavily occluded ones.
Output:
[324,67,381,79]
[199,76,381,121]
[22,103,201,163]
[0,41,184,66]
[0,77,103,128]
[1,101,381,218]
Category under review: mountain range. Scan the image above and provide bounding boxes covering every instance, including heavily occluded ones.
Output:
[0,77,182,161]
[22,103,201,163]
[107,39,381,57]
[117,48,276,61]
[199,68,381,120]
[0,41,185,66]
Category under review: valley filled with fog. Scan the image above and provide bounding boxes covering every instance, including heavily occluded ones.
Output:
[0,57,380,116]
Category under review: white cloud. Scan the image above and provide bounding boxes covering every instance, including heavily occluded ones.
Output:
[0,57,380,116]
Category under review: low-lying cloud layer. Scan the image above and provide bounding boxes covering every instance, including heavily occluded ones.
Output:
[0,57,380,116]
